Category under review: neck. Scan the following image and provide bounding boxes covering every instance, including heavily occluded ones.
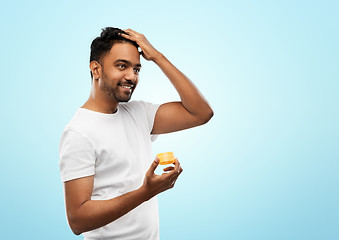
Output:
[82,81,119,114]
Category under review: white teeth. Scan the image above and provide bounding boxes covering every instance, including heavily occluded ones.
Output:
[121,86,132,89]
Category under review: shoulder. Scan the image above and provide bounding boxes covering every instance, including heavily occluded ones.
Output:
[60,108,95,141]
[120,100,148,110]
[120,100,159,114]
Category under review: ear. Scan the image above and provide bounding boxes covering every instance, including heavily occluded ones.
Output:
[89,61,102,80]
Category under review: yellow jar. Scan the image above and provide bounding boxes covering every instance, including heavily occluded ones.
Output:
[156,152,175,165]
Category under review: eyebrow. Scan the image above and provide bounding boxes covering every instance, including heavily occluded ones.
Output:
[114,59,142,68]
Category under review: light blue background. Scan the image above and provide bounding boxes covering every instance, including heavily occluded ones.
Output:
[1,0,338,239]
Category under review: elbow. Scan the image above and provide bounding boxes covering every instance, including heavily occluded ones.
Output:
[69,220,82,236]
[198,108,214,125]
[207,108,214,122]
[70,221,83,236]
[68,214,84,236]
[72,230,82,236]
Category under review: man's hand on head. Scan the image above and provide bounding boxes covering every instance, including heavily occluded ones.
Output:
[121,28,214,135]
[120,29,162,62]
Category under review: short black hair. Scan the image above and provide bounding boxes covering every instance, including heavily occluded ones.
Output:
[89,27,139,79]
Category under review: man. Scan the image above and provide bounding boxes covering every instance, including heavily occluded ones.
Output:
[59,27,213,239]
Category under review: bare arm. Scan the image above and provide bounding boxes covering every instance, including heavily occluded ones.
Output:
[121,29,214,134]
[64,158,182,235]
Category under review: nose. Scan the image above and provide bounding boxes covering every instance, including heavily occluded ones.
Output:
[124,68,137,82]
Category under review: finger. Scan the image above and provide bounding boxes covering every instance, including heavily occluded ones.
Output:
[120,32,140,43]
[168,158,181,178]
[163,166,175,172]
[119,32,132,39]
[173,158,180,173]
[124,29,139,35]
[121,29,131,35]
[122,29,136,37]
[179,165,183,175]
[169,177,178,189]
[123,29,145,41]
[177,160,183,175]
[147,157,159,175]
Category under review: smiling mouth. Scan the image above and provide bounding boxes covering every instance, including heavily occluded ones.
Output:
[119,84,134,93]
[120,85,132,89]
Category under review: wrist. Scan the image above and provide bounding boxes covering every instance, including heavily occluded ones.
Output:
[151,51,165,63]
[138,185,153,202]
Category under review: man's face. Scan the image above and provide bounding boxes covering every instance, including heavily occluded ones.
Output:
[99,42,141,103]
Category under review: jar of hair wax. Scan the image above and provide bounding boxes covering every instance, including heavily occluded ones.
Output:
[156,152,175,165]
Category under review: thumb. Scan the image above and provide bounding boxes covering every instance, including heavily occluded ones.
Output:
[148,157,159,174]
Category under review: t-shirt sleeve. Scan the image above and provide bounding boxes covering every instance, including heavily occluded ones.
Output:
[137,101,160,142]
[59,128,96,182]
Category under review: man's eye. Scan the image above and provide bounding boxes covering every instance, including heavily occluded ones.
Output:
[117,64,126,69]
[134,68,140,74]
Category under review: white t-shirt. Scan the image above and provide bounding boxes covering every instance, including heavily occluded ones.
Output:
[59,101,160,240]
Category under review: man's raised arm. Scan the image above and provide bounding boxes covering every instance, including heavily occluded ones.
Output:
[121,29,214,134]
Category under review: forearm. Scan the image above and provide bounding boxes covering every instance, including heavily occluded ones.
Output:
[153,53,213,121]
[69,186,149,235]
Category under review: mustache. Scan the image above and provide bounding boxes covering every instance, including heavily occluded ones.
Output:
[119,80,135,88]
